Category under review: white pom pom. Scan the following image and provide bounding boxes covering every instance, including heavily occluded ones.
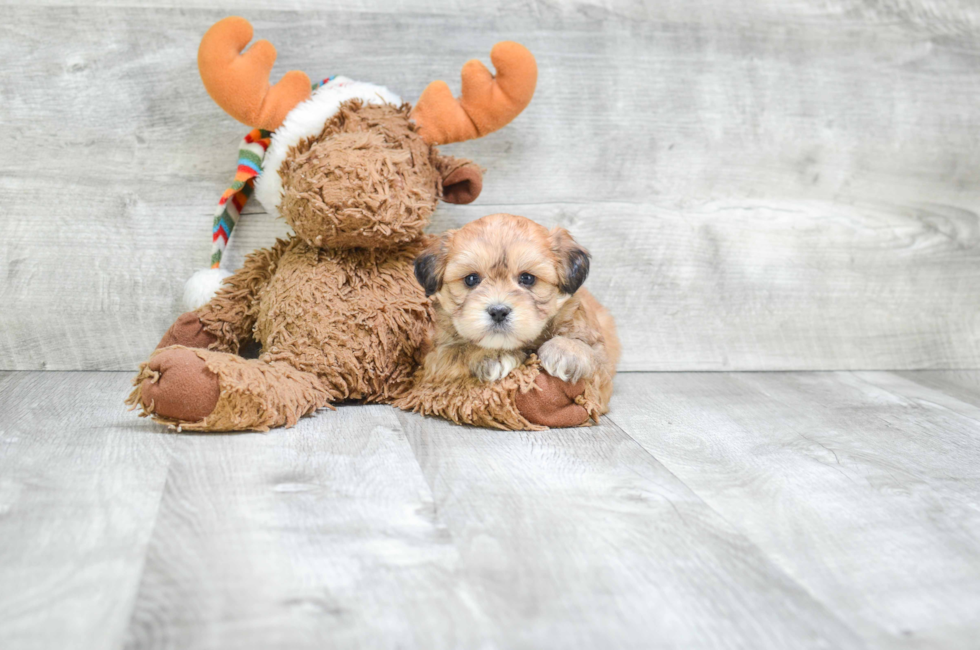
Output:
[183,268,232,311]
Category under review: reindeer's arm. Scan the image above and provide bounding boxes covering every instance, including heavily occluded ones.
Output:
[395,358,545,431]
[194,238,291,353]
[157,239,290,354]
[394,355,600,431]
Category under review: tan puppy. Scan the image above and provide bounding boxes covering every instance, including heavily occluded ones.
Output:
[414,213,620,412]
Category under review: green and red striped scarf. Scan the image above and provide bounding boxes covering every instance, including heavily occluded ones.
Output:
[210,128,270,268]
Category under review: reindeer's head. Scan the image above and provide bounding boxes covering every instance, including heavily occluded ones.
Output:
[198,17,537,250]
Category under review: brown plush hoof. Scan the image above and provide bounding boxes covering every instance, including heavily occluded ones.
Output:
[141,348,220,423]
[157,312,217,350]
[515,371,590,428]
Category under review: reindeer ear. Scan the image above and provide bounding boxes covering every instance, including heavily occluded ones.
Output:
[550,227,590,295]
[414,235,450,296]
[435,156,483,204]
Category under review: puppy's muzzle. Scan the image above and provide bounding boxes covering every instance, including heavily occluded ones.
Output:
[487,304,512,325]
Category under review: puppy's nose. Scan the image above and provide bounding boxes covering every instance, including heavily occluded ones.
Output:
[487,304,512,324]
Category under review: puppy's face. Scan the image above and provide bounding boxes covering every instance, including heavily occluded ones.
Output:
[415,213,590,350]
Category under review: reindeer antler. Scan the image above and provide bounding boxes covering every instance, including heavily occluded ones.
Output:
[412,42,537,145]
[197,17,311,131]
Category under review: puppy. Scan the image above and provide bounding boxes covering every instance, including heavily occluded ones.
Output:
[413,213,620,410]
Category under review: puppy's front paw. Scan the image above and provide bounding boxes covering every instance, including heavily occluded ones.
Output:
[471,353,524,382]
[538,337,596,383]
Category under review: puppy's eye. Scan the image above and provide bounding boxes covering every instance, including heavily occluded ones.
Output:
[518,272,536,287]
[464,273,481,287]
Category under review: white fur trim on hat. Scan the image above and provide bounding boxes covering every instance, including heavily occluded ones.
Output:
[183,267,233,311]
[253,77,402,216]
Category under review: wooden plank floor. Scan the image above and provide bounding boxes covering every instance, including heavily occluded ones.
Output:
[2,371,979,649]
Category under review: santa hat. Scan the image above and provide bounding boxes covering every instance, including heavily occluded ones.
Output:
[183,76,402,310]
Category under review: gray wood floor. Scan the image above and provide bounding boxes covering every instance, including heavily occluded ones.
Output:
[2,370,979,649]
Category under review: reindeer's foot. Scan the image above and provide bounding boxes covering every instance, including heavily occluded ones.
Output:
[130,346,220,423]
[515,371,597,428]
[127,346,335,432]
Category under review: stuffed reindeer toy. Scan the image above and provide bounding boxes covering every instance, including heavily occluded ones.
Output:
[128,16,600,431]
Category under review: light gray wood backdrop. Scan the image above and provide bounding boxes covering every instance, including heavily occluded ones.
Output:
[2,0,979,371]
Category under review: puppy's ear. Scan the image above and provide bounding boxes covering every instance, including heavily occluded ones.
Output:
[550,227,590,295]
[435,155,483,204]
[414,235,449,297]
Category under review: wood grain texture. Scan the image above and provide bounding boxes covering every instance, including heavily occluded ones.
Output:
[0,372,174,650]
[894,369,980,409]
[4,0,980,31]
[123,404,490,650]
[394,410,863,649]
[2,369,980,647]
[610,371,980,649]
[2,3,980,371]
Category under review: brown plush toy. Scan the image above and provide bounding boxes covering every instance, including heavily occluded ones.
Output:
[127,17,598,432]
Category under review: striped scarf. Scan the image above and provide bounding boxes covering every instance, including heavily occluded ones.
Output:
[210,128,270,268]
[209,77,334,269]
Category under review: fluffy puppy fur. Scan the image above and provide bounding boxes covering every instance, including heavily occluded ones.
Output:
[414,213,620,410]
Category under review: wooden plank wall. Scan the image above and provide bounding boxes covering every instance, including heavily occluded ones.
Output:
[1,1,979,371]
